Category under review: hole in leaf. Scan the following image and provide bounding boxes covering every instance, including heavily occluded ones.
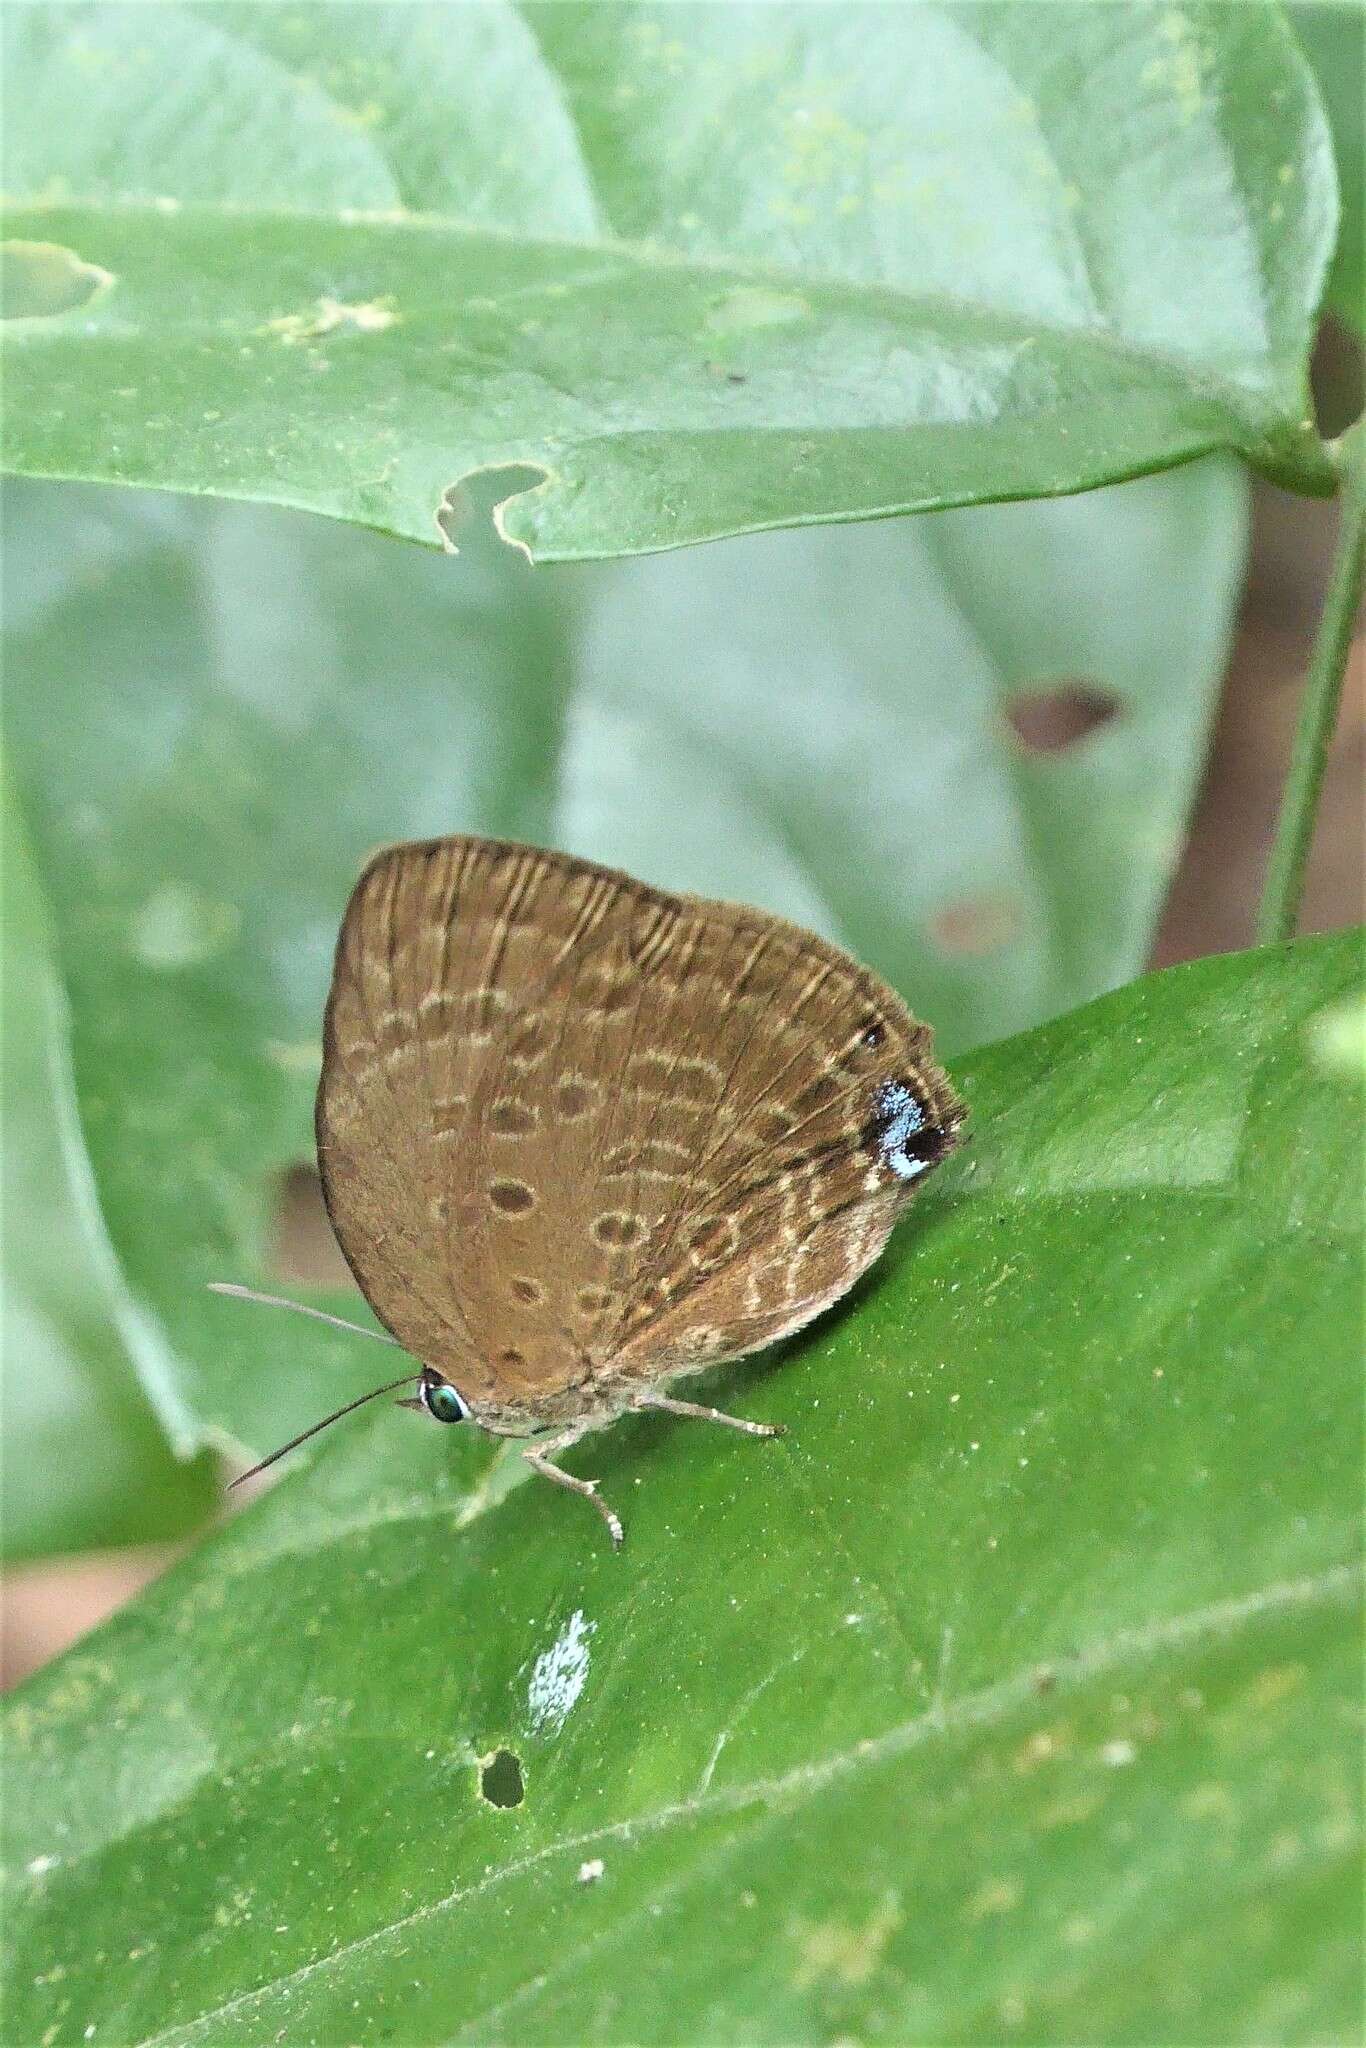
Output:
[1,240,114,319]
[436,463,549,556]
[480,1748,525,1808]
[1003,680,1122,754]
[269,1163,354,1291]
[929,895,1022,958]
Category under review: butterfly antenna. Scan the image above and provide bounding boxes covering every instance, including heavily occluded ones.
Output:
[208,1282,402,1346]
[227,1369,422,1490]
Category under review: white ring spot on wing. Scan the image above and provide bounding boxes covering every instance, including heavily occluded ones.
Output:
[874,1080,929,1181]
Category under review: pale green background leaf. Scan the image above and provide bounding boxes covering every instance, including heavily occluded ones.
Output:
[0,782,218,1561]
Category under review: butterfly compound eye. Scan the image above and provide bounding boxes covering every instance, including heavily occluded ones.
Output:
[423,1379,469,1425]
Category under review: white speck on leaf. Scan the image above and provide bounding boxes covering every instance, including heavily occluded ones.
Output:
[577,1858,605,1885]
[528,1609,595,1733]
[1101,1739,1137,1766]
[264,295,399,344]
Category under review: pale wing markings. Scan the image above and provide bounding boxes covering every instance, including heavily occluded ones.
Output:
[628,950,840,1316]
[605,919,779,1354]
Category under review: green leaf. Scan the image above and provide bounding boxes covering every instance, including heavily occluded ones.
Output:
[0,778,218,1561]
[4,932,1360,2046]
[1,2,1336,556]
[3,464,1245,1459]
[1290,2,1365,333]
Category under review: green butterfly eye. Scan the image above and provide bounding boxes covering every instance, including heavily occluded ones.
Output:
[424,1380,468,1425]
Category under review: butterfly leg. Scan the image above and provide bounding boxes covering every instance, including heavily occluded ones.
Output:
[635,1391,786,1439]
[522,1434,624,1550]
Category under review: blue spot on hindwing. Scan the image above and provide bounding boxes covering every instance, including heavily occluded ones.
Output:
[872,1080,928,1181]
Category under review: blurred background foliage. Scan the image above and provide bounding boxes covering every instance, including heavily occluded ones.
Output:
[1,4,1361,2044]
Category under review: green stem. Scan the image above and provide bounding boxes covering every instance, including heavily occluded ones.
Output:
[1255,432,1366,948]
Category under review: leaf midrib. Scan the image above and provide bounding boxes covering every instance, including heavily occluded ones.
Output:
[0,194,1281,420]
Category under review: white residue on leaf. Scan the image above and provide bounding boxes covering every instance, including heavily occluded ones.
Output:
[527,1609,596,1734]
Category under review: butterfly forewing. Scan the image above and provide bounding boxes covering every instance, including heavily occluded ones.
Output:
[317,839,548,1396]
[318,839,676,1401]
[316,837,963,1426]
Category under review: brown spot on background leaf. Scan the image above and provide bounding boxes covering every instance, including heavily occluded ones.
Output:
[1004,680,1122,754]
[930,895,1022,957]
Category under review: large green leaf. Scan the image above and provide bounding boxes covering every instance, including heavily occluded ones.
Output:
[1,2,1335,556]
[0,781,218,1561]
[2,463,1245,1460]
[4,933,1360,2046]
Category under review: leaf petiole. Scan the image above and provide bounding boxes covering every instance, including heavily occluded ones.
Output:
[1256,424,1365,947]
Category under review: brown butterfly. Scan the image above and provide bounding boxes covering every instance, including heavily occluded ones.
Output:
[217,837,965,1545]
